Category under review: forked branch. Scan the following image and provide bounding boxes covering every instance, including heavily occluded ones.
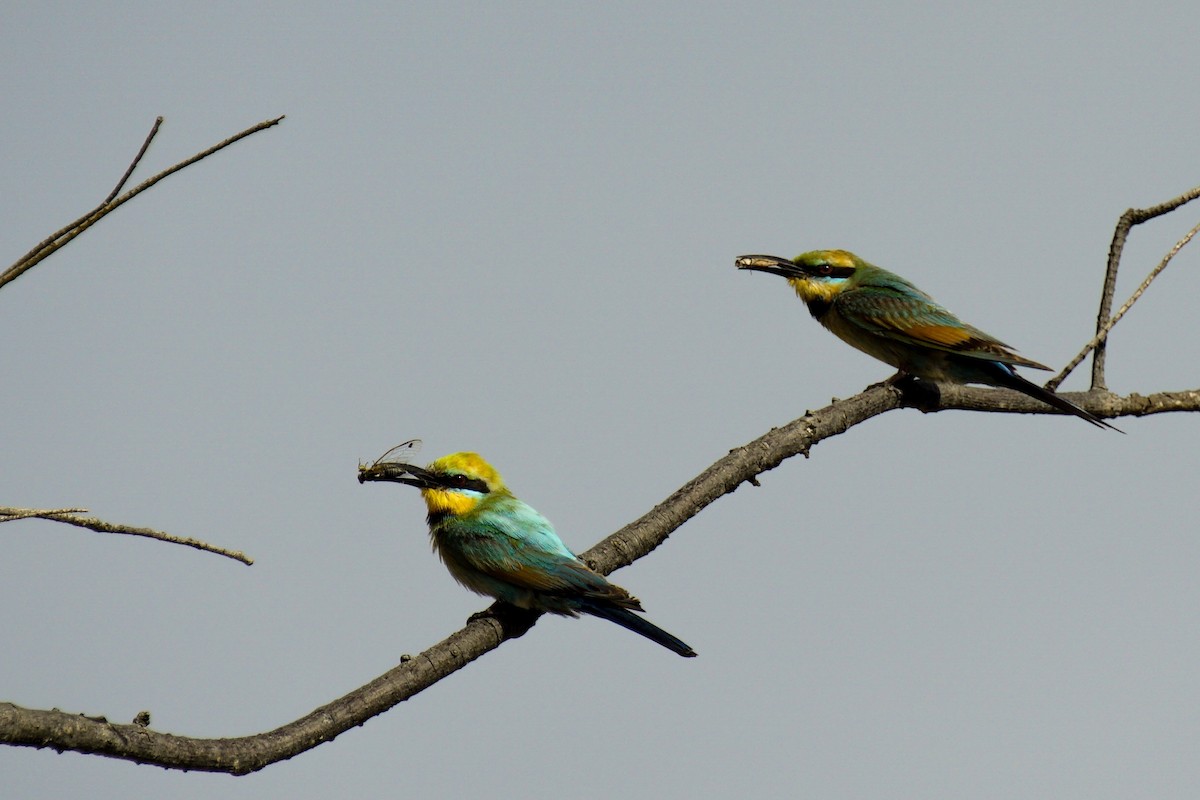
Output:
[0,115,284,291]
[1048,184,1200,392]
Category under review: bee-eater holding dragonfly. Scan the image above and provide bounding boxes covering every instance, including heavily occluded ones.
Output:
[736,250,1119,430]
[359,444,697,657]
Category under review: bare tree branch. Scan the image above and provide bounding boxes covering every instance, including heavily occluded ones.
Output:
[0,612,519,774]
[105,116,164,203]
[0,115,284,291]
[0,507,88,521]
[0,507,253,565]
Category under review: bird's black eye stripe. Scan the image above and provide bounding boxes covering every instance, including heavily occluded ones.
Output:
[811,263,854,278]
[451,474,490,494]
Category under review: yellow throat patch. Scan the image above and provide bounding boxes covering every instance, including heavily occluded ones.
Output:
[789,249,858,304]
[419,452,505,517]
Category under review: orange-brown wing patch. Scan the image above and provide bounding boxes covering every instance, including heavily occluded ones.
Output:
[900,323,978,348]
[488,561,579,592]
[836,287,1052,368]
[870,316,1050,368]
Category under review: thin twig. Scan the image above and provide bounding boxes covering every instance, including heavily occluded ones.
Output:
[0,507,253,565]
[1073,184,1200,391]
[104,116,163,203]
[0,115,285,291]
[0,507,89,522]
[1050,219,1200,391]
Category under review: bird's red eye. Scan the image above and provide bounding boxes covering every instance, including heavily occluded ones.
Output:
[816,264,833,276]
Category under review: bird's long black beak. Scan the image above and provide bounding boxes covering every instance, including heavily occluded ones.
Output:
[358,461,443,488]
[735,254,805,279]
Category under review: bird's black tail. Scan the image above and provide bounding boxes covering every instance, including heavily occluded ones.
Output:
[577,599,697,657]
[992,367,1123,432]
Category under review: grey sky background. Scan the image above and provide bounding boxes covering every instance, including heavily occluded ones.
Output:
[4,3,1199,798]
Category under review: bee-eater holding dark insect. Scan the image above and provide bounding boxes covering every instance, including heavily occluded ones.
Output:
[359,445,697,657]
[736,250,1119,430]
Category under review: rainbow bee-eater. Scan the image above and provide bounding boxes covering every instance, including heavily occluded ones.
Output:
[359,446,697,657]
[736,250,1119,430]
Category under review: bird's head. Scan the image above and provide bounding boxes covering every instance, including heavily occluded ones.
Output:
[736,249,866,305]
[359,450,507,517]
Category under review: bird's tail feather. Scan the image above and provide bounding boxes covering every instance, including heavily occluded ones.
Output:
[993,368,1123,432]
[577,598,697,657]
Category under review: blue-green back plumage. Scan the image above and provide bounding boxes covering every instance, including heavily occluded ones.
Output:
[431,491,622,612]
